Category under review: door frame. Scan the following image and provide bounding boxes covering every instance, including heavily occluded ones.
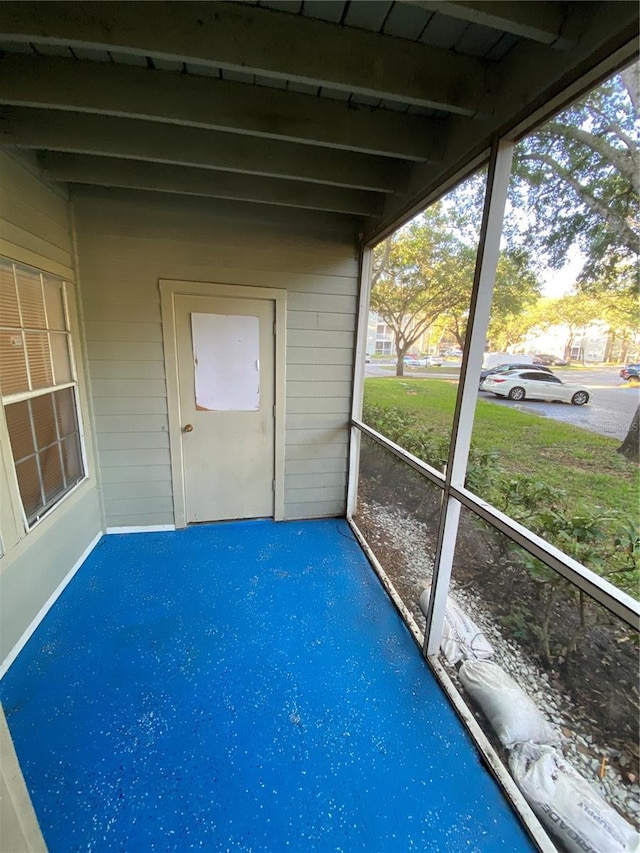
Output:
[160,279,287,527]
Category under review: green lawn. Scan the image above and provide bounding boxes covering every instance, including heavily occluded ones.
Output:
[363,377,638,517]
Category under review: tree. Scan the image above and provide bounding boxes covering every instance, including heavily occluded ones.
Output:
[596,287,640,362]
[511,61,639,459]
[540,293,602,362]
[444,247,542,352]
[618,407,640,462]
[511,63,639,293]
[371,207,470,376]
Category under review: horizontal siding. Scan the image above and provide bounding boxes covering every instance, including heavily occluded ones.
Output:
[89,360,166,380]
[288,347,352,366]
[0,218,72,270]
[99,449,169,467]
[284,443,348,461]
[78,233,356,279]
[285,458,347,476]
[285,500,346,519]
[94,414,169,433]
[84,321,163,342]
[93,397,168,416]
[287,292,357,313]
[0,153,69,226]
[287,381,352,398]
[106,512,176,527]
[286,397,350,414]
[286,472,347,490]
[104,497,174,516]
[91,379,167,398]
[88,341,165,361]
[284,485,346,504]
[0,485,102,664]
[286,364,352,382]
[285,429,349,446]
[288,311,355,330]
[0,187,71,255]
[287,329,354,348]
[102,481,174,501]
[0,152,73,275]
[100,465,172,484]
[97,432,169,451]
[0,152,104,668]
[82,301,162,324]
[286,414,349,431]
[75,188,359,526]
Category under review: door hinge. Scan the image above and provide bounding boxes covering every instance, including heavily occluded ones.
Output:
[272,479,276,492]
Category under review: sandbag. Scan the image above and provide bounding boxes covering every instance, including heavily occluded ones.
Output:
[418,587,494,665]
[458,659,558,747]
[510,743,640,853]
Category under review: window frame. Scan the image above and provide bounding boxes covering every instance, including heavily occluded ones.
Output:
[0,259,89,539]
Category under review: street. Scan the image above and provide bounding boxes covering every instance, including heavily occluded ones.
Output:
[365,362,639,440]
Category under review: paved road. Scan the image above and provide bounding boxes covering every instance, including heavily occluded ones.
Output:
[365,362,639,440]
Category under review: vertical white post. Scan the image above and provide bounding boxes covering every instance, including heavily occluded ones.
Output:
[347,246,373,518]
[425,139,515,657]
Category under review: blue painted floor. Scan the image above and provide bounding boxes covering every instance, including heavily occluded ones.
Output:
[1,519,535,852]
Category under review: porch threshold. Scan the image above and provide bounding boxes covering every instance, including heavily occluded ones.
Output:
[0,519,535,852]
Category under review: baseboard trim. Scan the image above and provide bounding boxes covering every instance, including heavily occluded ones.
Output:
[106,525,176,534]
[0,532,103,681]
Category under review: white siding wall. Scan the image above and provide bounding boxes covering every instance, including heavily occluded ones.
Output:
[0,152,102,666]
[73,188,360,525]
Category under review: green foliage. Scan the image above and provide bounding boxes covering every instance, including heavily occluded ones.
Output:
[371,205,473,373]
[510,62,639,291]
[363,379,639,600]
[371,182,542,369]
[363,400,499,491]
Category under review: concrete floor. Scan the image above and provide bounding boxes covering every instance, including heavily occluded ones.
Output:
[0,519,535,852]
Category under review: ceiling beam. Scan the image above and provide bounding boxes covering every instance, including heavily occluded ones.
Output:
[404,1,576,47]
[0,0,486,115]
[38,152,384,216]
[0,54,444,161]
[0,107,407,194]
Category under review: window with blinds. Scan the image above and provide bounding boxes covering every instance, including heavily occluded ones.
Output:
[0,258,85,527]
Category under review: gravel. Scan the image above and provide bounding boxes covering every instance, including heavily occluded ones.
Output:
[356,498,640,830]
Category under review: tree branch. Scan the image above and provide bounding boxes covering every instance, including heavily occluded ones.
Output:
[519,151,639,254]
[544,121,639,193]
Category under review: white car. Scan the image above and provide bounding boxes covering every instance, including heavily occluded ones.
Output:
[416,355,443,367]
[481,369,590,405]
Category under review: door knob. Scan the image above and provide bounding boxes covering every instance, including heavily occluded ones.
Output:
[182,423,194,433]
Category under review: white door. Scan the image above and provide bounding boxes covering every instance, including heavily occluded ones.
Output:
[175,294,275,522]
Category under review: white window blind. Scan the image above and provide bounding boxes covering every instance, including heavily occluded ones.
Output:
[0,258,85,527]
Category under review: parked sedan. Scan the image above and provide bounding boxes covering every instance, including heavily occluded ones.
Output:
[416,355,443,366]
[478,362,553,389]
[481,369,590,405]
[532,353,570,366]
[620,363,640,381]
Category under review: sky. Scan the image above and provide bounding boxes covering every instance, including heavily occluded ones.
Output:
[539,247,584,298]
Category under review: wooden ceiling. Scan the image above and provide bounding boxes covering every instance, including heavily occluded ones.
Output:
[0,1,637,237]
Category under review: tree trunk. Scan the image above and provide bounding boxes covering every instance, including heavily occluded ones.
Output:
[604,334,614,364]
[564,336,573,362]
[396,346,407,377]
[618,405,640,462]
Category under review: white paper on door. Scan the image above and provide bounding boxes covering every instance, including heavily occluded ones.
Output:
[191,312,260,411]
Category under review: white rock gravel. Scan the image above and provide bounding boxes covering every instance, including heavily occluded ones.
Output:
[356,499,640,830]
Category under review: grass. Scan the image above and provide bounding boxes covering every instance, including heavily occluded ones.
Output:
[363,377,638,516]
